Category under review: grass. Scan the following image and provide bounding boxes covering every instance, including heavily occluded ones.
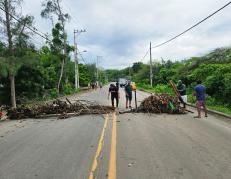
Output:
[137,83,174,95]
[188,94,231,116]
[207,105,231,116]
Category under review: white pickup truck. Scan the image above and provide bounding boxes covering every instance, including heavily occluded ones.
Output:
[118,78,127,88]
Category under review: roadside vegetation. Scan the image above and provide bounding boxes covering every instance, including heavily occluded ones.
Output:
[0,0,107,107]
[0,0,230,117]
[106,48,231,115]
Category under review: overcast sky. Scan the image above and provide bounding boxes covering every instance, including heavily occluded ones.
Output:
[22,0,231,69]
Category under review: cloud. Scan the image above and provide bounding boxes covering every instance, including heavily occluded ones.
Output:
[22,0,231,69]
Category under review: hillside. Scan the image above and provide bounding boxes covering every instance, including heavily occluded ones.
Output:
[106,47,231,108]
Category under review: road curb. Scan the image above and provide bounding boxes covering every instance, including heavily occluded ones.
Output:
[187,103,231,120]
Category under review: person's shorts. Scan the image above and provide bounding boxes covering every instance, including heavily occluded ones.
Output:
[197,100,205,106]
[181,95,187,103]
[126,94,132,101]
[111,93,118,99]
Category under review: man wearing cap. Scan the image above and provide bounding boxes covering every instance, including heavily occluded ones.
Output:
[125,80,132,108]
[177,80,187,108]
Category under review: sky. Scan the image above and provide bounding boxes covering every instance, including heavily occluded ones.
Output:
[21,0,231,69]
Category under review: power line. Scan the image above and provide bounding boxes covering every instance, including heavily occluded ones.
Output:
[151,1,231,50]
[30,37,45,47]
[141,49,149,61]
[140,1,231,61]
[62,2,80,26]
[77,48,87,64]
[0,6,51,43]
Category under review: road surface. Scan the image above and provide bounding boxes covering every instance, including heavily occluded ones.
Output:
[0,86,231,179]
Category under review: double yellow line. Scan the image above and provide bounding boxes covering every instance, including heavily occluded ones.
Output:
[108,112,117,179]
[88,112,117,179]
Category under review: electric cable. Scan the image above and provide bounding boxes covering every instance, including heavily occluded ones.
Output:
[0,6,52,43]
[151,1,231,50]
[140,1,231,61]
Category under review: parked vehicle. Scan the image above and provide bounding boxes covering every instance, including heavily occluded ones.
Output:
[118,78,127,87]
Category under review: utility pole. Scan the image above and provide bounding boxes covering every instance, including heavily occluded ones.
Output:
[150,42,153,87]
[96,56,102,86]
[129,65,131,79]
[104,72,107,83]
[97,56,99,85]
[74,29,86,89]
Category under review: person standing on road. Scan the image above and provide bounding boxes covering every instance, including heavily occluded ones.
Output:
[125,80,132,108]
[116,81,119,90]
[193,80,208,118]
[177,80,187,108]
[108,83,119,108]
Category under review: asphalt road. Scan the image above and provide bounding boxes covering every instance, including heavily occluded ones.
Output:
[0,86,231,179]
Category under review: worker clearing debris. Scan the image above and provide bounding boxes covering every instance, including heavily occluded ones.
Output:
[125,80,133,109]
[177,80,187,108]
[108,83,119,108]
[137,94,185,114]
[193,80,208,118]
[120,80,193,114]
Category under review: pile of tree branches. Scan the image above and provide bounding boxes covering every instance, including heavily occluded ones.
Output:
[137,94,185,114]
[7,98,113,120]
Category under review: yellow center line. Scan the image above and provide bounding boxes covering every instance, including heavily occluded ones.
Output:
[89,114,109,179]
[108,112,117,179]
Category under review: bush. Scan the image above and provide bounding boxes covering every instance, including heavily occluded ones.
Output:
[63,83,75,95]
[138,83,153,90]
[138,83,174,95]
[49,88,59,98]
[152,84,174,95]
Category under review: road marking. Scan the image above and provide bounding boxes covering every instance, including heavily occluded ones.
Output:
[89,114,109,179]
[108,112,117,179]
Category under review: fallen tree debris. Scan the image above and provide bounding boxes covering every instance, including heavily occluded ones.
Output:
[7,99,113,120]
[136,94,186,114]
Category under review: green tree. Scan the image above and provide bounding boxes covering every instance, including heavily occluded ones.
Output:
[0,0,35,107]
[41,0,70,93]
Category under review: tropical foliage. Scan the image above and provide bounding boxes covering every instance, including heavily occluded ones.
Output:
[106,47,231,109]
[0,0,106,106]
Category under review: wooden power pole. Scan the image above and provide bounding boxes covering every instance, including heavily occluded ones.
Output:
[74,29,86,89]
[150,42,153,87]
[74,30,79,89]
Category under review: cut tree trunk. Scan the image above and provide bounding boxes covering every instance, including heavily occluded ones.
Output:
[4,0,13,51]
[4,0,16,108]
[56,0,68,94]
[9,74,16,108]
[57,58,65,93]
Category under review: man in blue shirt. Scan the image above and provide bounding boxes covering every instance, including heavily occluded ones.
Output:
[193,80,208,118]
